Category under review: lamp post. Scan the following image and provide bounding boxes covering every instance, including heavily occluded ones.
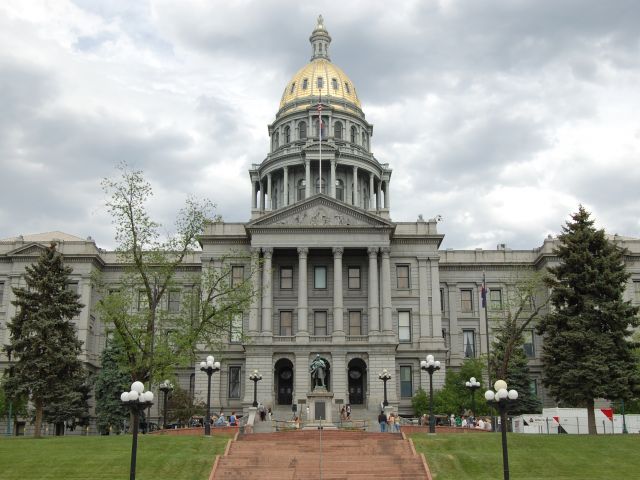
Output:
[378,369,391,407]
[199,355,221,436]
[484,380,518,480]
[158,380,173,430]
[420,355,441,434]
[465,377,481,418]
[121,381,154,480]
[249,370,263,407]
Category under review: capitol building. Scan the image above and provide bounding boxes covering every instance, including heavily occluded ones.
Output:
[1,17,639,428]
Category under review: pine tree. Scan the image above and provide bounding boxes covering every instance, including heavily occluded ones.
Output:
[538,206,640,434]
[3,242,86,437]
[94,341,131,434]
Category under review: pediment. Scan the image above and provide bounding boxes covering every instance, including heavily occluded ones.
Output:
[7,243,48,257]
[248,195,395,229]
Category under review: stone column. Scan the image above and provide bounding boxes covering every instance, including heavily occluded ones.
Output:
[249,247,261,333]
[261,247,273,333]
[380,247,392,333]
[267,173,272,210]
[259,179,265,211]
[332,247,344,334]
[448,285,458,357]
[283,166,289,207]
[330,160,336,198]
[297,247,309,337]
[353,166,359,207]
[369,173,375,211]
[418,257,430,338]
[367,247,380,332]
[252,181,257,209]
[430,257,442,341]
[377,180,382,210]
[305,160,311,199]
[384,180,390,209]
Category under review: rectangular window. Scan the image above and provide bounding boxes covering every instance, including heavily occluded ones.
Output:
[314,266,327,289]
[280,267,293,290]
[460,289,473,313]
[137,290,148,311]
[331,78,338,90]
[168,290,181,313]
[349,311,361,335]
[440,288,445,312]
[314,311,327,336]
[529,379,538,396]
[280,311,293,336]
[302,78,308,90]
[228,366,241,399]
[400,366,413,398]
[66,282,79,294]
[231,266,244,288]
[490,289,502,310]
[317,77,324,89]
[398,311,411,342]
[463,330,476,358]
[396,265,410,289]
[523,330,535,357]
[348,267,361,289]
[230,312,243,343]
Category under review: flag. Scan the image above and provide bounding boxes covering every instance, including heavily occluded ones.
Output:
[481,272,487,309]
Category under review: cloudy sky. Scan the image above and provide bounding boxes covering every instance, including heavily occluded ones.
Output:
[1,0,639,250]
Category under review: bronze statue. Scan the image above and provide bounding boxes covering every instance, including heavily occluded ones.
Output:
[310,354,327,389]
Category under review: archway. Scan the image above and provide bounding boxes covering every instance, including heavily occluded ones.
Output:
[274,358,294,405]
[348,358,367,405]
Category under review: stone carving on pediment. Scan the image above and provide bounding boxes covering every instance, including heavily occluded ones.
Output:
[269,205,370,227]
[12,245,47,256]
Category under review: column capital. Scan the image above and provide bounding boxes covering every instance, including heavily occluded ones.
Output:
[297,247,309,256]
[380,246,391,255]
[283,165,288,172]
[332,246,344,256]
[262,247,273,258]
[367,246,379,256]
[251,247,261,256]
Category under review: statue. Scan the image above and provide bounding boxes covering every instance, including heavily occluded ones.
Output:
[310,354,327,390]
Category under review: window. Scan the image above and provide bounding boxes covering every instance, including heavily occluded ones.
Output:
[231,266,244,288]
[284,125,290,143]
[273,131,279,149]
[350,126,357,143]
[396,265,410,289]
[298,121,307,139]
[348,267,361,289]
[314,117,327,138]
[297,179,306,201]
[302,78,308,90]
[463,330,476,358]
[290,82,295,94]
[314,266,327,289]
[523,330,535,357]
[344,82,351,93]
[529,379,538,396]
[460,289,473,313]
[228,366,241,399]
[137,290,148,311]
[398,311,411,342]
[331,78,338,90]
[280,267,293,289]
[314,311,327,336]
[334,121,343,139]
[349,311,361,335]
[230,312,243,343]
[168,290,181,313]
[317,76,323,89]
[315,177,326,194]
[400,366,412,398]
[67,282,79,294]
[335,179,344,201]
[490,289,502,310]
[280,311,293,336]
[0,281,4,307]
[440,288,445,312]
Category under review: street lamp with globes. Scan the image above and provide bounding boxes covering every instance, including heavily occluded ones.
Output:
[199,355,221,436]
[378,369,392,407]
[465,377,481,419]
[158,380,174,430]
[120,381,154,480]
[249,370,263,407]
[420,355,441,433]
[485,380,518,480]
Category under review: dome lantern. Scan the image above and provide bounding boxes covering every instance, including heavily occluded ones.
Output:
[310,15,331,61]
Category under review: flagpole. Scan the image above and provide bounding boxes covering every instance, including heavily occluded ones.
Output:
[483,271,491,386]
[318,87,322,195]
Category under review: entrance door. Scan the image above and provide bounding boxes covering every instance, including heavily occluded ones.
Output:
[348,359,367,405]
[275,358,294,405]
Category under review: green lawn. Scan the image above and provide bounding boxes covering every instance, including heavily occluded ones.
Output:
[411,433,640,480]
[0,434,231,480]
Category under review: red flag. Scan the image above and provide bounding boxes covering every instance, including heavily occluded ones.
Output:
[601,408,614,421]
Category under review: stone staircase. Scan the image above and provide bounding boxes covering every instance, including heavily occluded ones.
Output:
[211,430,429,479]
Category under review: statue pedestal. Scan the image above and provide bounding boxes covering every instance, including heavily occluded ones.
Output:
[304,389,337,429]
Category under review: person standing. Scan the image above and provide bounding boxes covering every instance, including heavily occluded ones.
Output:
[394,414,401,432]
[378,411,387,432]
[346,404,352,420]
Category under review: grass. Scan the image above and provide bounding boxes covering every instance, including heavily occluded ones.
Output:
[411,433,640,479]
[0,434,231,480]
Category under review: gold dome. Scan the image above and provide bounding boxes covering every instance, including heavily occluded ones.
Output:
[279,59,361,110]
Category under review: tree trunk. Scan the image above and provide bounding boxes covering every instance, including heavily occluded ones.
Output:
[34,398,43,438]
[586,398,597,434]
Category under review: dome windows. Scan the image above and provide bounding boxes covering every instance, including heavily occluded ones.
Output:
[317,77,324,89]
[290,82,296,94]
[334,121,343,139]
[298,121,307,139]
[331,78,338,90]
[350,126,357,143]
[344,82,351,94]
[273,131,280,150]
[302,78,309,90]
[284,126,291,143]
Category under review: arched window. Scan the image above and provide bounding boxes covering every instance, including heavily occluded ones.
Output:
[335,179,344,201]
[273,131,279,150]
[297,179,306,201]
[315,177,326,194]
[334,121,343,140]
[314,118,327,139]
[298,121,307,140]
[284,126,291,143]
[362,131,368,149]
[351,126,357,144]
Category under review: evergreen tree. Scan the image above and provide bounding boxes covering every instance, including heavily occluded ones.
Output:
[538,206,640,434]
[3,243,86,437]
[94,341,130,434]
